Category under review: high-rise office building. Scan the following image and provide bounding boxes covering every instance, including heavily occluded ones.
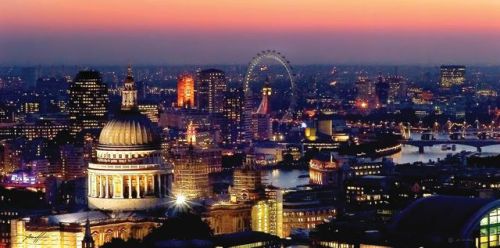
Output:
[138,103,160,123]
[196,69,227,113]
[387,76,408,104]
[440,65,466,88]
[177,74,195,108]
[222,87,244,145]
[355,76,376,109]
[68,70,108,135]
[375,76,390,106]
[59,144,85,180]
[251,188,283,238]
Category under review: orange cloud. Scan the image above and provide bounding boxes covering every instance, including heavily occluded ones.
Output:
[2,0,500,33]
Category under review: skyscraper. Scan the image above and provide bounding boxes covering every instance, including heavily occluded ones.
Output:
[355,76,375,100]
[68,70,108,136]
[375,76,390,106]
[440,65,466,88]
[222,87,244,145]
[387,76,408,104]
[177,74,195,108]
[196,69,227,113]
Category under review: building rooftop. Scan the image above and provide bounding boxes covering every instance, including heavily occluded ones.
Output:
[212,231,280,247]
[389,195,500,246]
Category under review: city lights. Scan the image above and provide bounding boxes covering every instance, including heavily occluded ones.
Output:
[1,1,500,248]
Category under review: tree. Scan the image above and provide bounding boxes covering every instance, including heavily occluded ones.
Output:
[101,238,141,248]
[142,212,213,246]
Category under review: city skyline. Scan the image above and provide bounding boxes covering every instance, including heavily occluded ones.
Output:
[2,0,500,65]
[1,2,499,248]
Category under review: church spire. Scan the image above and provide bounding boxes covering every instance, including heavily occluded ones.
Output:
[186,121,197,145]
[127,63,133,78]
[121,64,138,110]
[82,218,95,248]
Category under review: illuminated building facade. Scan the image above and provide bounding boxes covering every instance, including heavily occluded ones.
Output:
[282,201,336,238]
[348,161,386,177]
[309,154,340,186]
[251,188,283,238]
[230,153,263,203]
[170,142,212,200]
[440,65,466,88]
[222,87,244,145]
[87,66,173,211]
[252,80,272,141]
[137,103,159,123]
[10,211,159,248]
[68,70,108,135]
[282,187,337,237]
[345,175,391,208]
[196,69,227,113]
[20,102,39,115]
[204,202,252,235]
[375,76,390,106]
[386,76,407,104]
[14,120,67,141]
[60,144,86,180]
[355,76,376,109]
[253,142,285,166]
[177,74,195,108]
[0,140,23,174]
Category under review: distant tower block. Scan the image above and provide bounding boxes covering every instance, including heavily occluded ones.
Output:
[68,70,109,135]
[177,74,195,108]
[440,65,466,88]
[196,69,227,113]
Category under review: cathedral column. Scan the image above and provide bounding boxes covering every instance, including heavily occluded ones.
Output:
[128,175,132,199]
[151,174,155,195]
[162,174,166,197]
[105,175,109,198]
[120,175,124,198]
[136,175,141,198]
[93,174,98,197]
[157,174,162,198]
[161,175,166,197]
[109,176,113,198]
[87,173,91,197]
[99,176,103,198]
[144,175,148,195]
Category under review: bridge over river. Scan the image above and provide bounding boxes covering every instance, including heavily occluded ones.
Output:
[402,139,500,153]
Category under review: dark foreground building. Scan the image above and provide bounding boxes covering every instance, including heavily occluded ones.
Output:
[312,195,500,248]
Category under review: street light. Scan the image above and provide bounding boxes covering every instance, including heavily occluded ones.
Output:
[175,194,187,206]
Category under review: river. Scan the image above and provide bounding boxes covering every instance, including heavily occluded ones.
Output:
[262,133,500,189]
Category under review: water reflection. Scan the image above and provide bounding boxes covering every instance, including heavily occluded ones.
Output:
[390,133,500,164]
[262,133,500,189]
[262,169,309,189]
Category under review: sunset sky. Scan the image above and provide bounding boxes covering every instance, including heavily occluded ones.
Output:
[1,0,500,65]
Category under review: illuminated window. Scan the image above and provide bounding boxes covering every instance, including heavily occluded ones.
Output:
[478,208,500,248]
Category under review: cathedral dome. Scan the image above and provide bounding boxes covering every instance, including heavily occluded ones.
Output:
[98,110,159,147]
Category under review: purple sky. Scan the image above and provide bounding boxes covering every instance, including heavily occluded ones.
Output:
[1,1,500,65]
